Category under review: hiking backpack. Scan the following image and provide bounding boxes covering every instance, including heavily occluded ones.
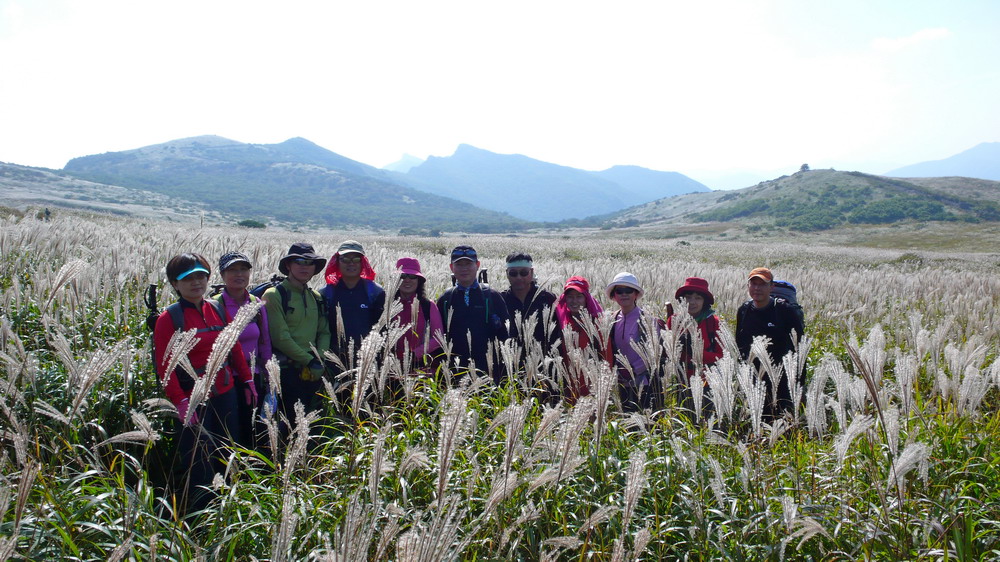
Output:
[771,279,805,326]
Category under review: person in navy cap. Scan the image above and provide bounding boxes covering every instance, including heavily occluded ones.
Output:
[436,245,510,383]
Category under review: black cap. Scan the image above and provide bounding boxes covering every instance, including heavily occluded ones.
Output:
[450,245,478,263]
[219,251,252,272]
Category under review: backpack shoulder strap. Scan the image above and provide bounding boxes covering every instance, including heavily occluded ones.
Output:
[276,284,291,315]
[309,287,326,316]
[737,300,752,330]
[167,302,185,332]
[212,294,229,322]
[209,298,227,326]
[365,280,381,306]
[168,301,226,334]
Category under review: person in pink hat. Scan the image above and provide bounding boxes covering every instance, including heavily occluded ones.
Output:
[555,275,603,402]
[389,257,444,373]
[667,277,724,416]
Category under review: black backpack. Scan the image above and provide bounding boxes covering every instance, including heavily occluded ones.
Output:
[144,285,231,390]
[771,280,804,326]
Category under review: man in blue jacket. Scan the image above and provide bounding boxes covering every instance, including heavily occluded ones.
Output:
[321,240,386,365]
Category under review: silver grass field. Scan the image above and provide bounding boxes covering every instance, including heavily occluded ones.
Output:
[1,212,999,560]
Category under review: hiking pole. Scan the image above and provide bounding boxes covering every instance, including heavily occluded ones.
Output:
[144,284,159,331]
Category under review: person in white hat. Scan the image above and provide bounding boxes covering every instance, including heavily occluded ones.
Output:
[604,272,664,413]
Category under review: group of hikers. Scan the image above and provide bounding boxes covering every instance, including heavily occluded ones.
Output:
[153,240,805,512]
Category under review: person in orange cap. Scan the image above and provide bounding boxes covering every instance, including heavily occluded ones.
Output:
[735,267,805,420]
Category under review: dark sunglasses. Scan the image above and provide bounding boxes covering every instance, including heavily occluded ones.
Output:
[400,274,420,280]
[613,287,636,296]
[451,249,477,258]
[339,255,362,264]
[292,258,315,266]
[507,269,532,277]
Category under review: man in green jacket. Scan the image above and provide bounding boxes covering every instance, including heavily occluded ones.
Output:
[264,242,331,425]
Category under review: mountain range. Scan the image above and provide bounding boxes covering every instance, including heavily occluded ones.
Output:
[59,136,708,228]
[3,136,999,238]
[395,144,708,221]
[602,167,1000,233]
[61,136,528,233]
[885,142,1000,181]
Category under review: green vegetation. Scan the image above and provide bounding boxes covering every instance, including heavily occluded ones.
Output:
[689,171,999,232]
[237,219,267,229]
[2,212,1000,560]
[62,142,535,233]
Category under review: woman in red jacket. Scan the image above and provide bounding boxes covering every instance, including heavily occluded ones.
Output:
[153,253,257,514]
[554,276,603,403]
[667,277,723,417]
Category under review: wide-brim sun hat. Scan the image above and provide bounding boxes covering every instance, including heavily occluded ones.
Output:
[279,242,327,275]
[606,271,643,299]
[396,257,425,279]
[675,276,714,307]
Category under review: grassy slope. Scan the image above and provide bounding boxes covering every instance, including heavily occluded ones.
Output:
[595,169,1000,250]
[60,139,533,233]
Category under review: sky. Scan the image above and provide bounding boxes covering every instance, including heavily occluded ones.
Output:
[1,1,999,189]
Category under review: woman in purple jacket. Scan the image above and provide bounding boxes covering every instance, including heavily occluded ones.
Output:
[215,251,274,448]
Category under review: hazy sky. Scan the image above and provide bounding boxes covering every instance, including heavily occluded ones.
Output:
[2,0,998,188]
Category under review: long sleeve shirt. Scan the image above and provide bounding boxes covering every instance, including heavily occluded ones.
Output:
[217,290,272,374]
[667,310,724,383]
[264,279,331,366]
[153,297,253,407]
[437,283,510,374]
[612,307,647,381]
[502,285,561,354]
[392,294,444,359]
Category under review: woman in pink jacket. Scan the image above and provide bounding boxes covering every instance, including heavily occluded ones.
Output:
[390,257,444,375]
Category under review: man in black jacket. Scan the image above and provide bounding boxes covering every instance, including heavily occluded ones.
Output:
[735,267,805,420]
[501,252,560,357]
[437,245,510,383]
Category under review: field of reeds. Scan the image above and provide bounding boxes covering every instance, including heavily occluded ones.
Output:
[1,211,999,560]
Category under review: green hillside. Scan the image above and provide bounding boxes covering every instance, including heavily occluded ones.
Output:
[62,136,532,233]
[603,168,1000,232]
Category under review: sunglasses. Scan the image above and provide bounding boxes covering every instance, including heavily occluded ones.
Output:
[400,274,420,280]
[507,269,532,277]
[613,287,636,296]
[339,255,362,264]
[291,258,315,266]
[451,249,477,259]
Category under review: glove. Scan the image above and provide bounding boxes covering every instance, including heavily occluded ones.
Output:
[177,398,198,425]
[260,392,278,421]
[242,380,259,407]
[301,359,325,381]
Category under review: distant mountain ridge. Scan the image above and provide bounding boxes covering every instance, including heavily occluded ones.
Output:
[396,144,709,221]
[63,136,529,232]
[382,154,424,173]
[602,168,1000,232]
[886,142,1000,181]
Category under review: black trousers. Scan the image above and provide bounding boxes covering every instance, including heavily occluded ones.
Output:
[174,389,239,514]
